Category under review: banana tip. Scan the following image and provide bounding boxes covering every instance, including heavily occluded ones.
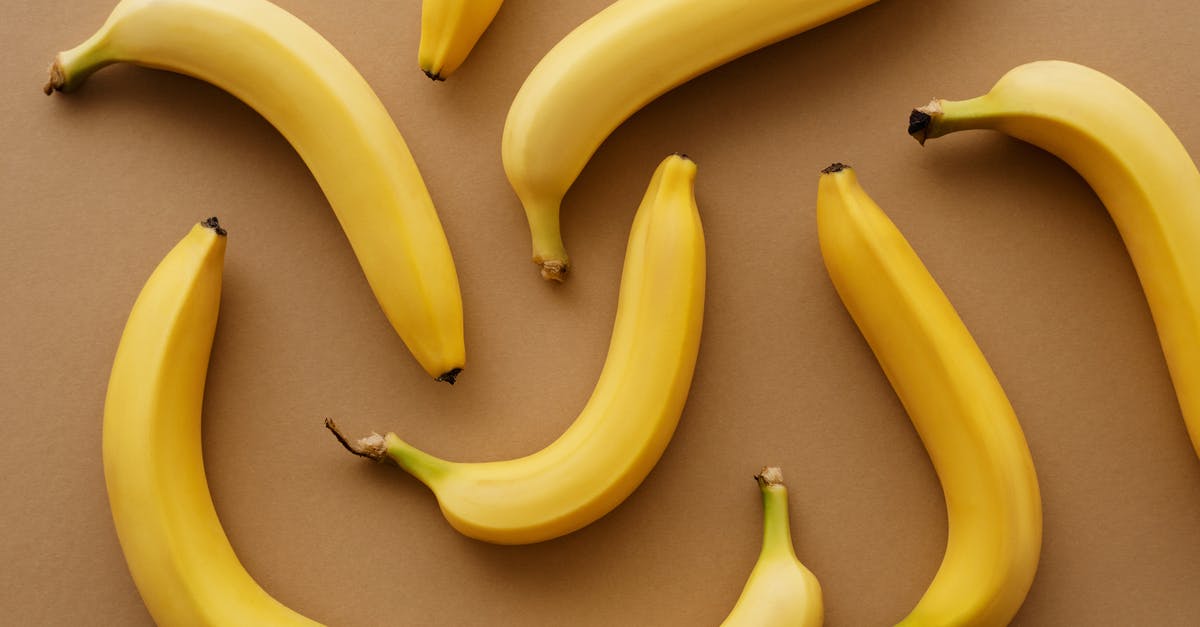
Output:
[908,100,941,145]
[755,467,785,487]
[422,69,446,82]
[540,260,567,282]
[821,162,850,174]
[43,57,65,95]
[201,216,227,236]
[436,368,462,385]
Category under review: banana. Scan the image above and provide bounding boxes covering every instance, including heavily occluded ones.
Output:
[104,218,322,626]
[329,154,705,544]
[817,165,1042,626]
[502,0,879,281]
[909,59,1200,461]
[720,467,823,627]
[418,0,504,80]
[46,0,465,383]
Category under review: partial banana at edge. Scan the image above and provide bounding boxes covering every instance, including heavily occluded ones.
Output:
[818,165,1042,626]
[419,0,504,80]
[720,467,823,627]
[104,219,322,626]
[46,0,465,383]
[909,59,1200,461]
[329,154,705,544]
[503,0,880,281]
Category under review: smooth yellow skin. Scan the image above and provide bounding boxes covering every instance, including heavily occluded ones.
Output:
[381,155,706,544]
[502,0,878,280]
[915,59,1200,461]
[418,0,504,80]
[49,0,465,381]
[818,168,1042,627]
[721,470,823,627]
[103,222,321,626]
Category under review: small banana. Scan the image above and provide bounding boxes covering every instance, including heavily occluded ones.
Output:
[46,0,465,382]
[720,467,823,627]
[818,165,1042,626]
[418,0,505,80]
[104,219,322,626]
[909,59,1200,461]
[502,0,879,281]
[329,154,705,544]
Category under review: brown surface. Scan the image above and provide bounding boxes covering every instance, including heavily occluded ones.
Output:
[4,0,1200,625]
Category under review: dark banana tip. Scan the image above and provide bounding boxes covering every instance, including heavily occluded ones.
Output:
[201,216,227,236]
[908,109,932,145]
[436,368,462,385]
[821,163,850,174]
[423,69,446,82]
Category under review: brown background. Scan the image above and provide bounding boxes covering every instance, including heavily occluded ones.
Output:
[4,0,1200,624]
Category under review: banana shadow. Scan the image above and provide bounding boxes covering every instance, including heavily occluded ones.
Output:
[43,62,329,219]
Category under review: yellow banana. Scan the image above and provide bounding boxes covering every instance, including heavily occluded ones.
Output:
[103,219,322,626]
[502,0,879,281]
[418,0,504,80]
[329,154,705,544]
[46,0,465,382]
[909,59,1200,461]
[720,467,823,627]
[817,165,1042,626]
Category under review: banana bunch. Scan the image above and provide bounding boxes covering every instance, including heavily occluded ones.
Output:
[818,165,1043,626]
[502,0,880,281]
[103,219,322,626]
[329,154,706,545]
[720,468,823,627]
[910,60,1200,461]
[418,0,505,80]
[47,0,466,383]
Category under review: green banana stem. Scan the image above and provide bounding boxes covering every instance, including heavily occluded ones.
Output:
[756,468,797,561]
[383,433,451,486]
[44,30,113,94]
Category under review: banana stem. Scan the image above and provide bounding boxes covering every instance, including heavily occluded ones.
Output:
[44,30,113,95]
[325,418,387,461]
[755,468,797,561]
[384,433,450,486]
[907,96,994,144]
[526,200,569,281]
[325,418,450,486]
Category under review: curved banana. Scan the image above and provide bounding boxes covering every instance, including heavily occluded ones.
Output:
[502,0,879,281]
[909,59,1200,461]
[817,165,1042,626]
[104,219,322,626]
[46,0,465,382]
[720,467,823,627]
[418,0,504,80]
[329,154,705,544]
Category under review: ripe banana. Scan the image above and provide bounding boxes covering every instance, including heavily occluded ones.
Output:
[818,165,1042,626]
[329,154,705,544]
[909,59,1200,461]
[46,0,465,382]
[418,0,504,80]
[502,0,879,281]
[104,219,321,626]
[720,467,823,627]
